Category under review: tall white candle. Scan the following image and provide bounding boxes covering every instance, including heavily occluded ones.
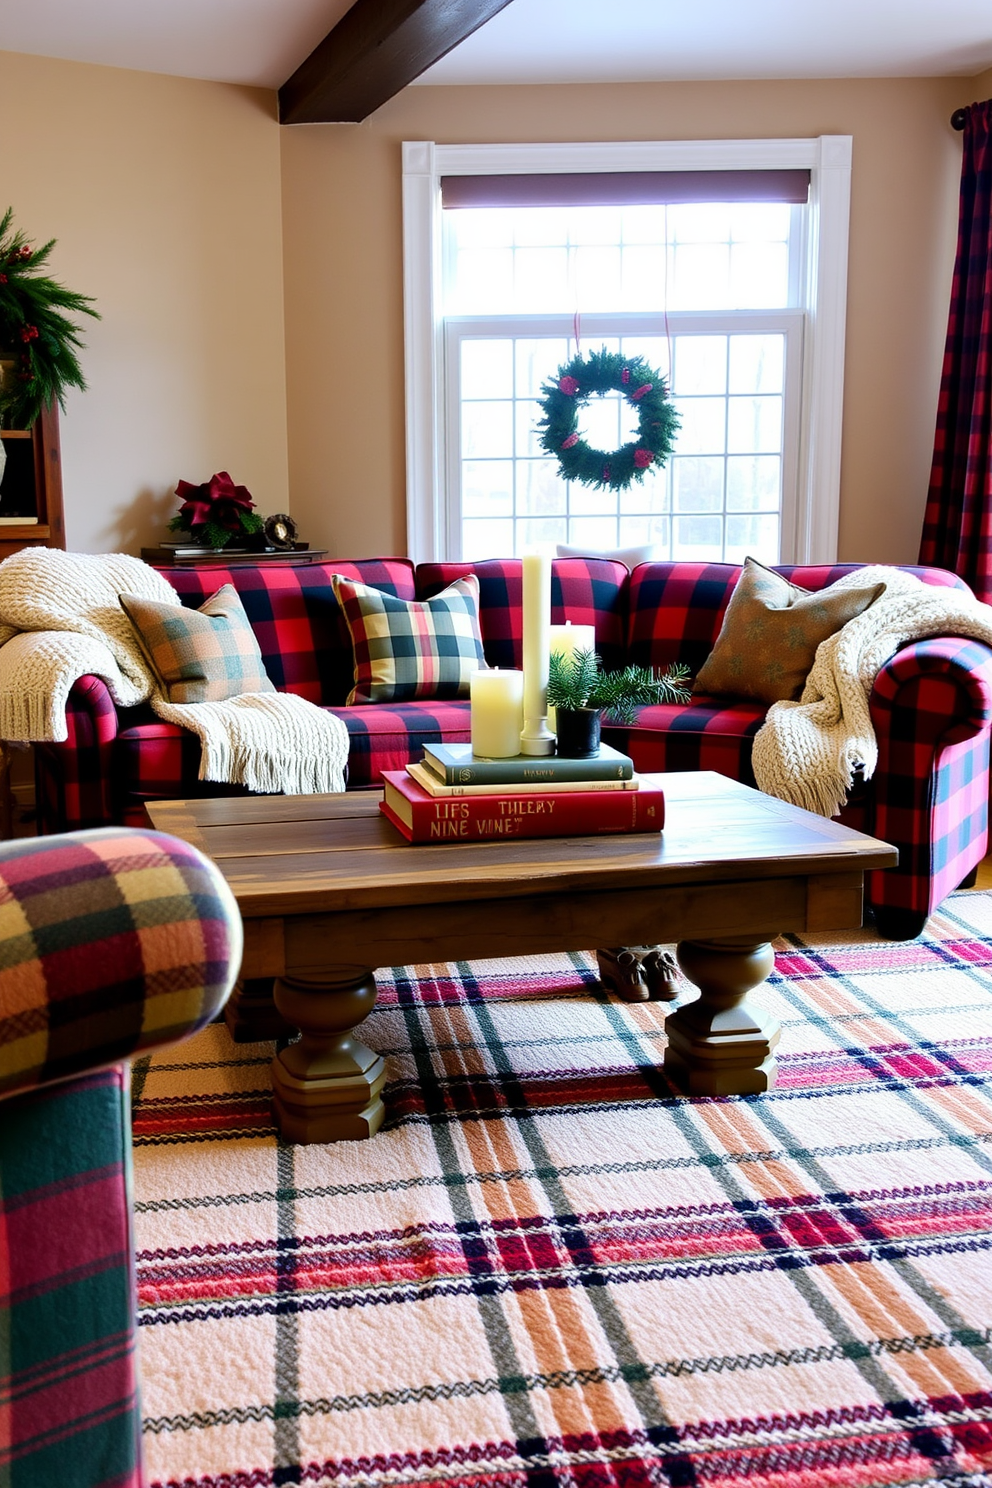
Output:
[520,552,555,756]
[470,669,523,759]
[548,621,597,734]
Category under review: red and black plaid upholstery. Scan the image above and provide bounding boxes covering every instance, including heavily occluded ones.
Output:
[417,557,629,671]
[605,699,767,787]
[866,635,992,923]
[338,702,472,789]
[159,557,416,705]
[28,554,992,938]
[0,827,241,1487]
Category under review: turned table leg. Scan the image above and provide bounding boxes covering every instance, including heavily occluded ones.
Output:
[663,937,781,1096]
[270,966,387,1143]
[225,977,296,1043]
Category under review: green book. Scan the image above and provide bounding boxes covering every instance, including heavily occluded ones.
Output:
[421,740,635,786]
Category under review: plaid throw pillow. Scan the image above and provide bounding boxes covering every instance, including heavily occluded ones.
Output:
[332,572,487,704]
[120,583,275,703]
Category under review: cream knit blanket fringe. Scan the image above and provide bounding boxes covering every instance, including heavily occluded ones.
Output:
[0,548,349,795]
[751,565,992,818]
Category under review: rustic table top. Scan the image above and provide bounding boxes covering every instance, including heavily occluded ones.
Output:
[145,771,898,920]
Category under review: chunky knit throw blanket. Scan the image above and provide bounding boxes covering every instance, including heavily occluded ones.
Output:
[0,548,349,796]
[751,565,992,818]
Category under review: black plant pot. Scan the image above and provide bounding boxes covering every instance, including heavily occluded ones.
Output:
[555,707,602,759]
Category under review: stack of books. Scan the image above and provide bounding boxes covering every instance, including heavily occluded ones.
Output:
[379,742,664,844]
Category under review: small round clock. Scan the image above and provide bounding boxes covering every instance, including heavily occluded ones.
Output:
[264,513,299,550]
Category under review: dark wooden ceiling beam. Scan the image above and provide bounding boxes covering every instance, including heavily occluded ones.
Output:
[279,0,515,125]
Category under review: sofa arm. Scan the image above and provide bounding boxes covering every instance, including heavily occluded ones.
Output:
[869,636,992,746]
[33,675,123,833]
[0,827,243,1102]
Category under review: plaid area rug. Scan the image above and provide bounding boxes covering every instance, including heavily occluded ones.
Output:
[131,892,992,1488]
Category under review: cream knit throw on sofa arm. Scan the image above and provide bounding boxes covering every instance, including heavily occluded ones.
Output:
[751,565,992,818]
[0,548,349,796]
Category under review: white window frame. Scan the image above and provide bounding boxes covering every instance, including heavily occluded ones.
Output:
[402,136,853,566]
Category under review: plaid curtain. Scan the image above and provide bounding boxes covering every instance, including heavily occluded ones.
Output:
[919,99,992,598]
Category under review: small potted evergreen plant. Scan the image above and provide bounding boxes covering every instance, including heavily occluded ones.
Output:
[548,648,691,758]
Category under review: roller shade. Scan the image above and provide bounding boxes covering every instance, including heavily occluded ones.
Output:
[441,169,810,209]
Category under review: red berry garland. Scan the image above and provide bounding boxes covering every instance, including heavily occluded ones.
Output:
[536,347,680,492]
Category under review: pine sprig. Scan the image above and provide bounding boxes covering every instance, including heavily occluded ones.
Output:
[0,207,100,428]
[548,647,691,726]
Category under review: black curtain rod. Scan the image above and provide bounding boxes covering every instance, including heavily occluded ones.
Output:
[951,109,968,130]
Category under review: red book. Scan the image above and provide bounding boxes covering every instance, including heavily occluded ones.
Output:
[379,769,664,843]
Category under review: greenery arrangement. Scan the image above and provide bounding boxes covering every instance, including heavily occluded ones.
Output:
[169,471,266,550]
[537,347,680,493]
[548,647,691,726]
[0,208,100,428]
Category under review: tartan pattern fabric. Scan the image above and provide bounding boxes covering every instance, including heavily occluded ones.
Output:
[0,827,242,1100]
[27,556,992,939]
[34,674,121,834]
[866,635,992,919]
[334,702,471,790]
[919,99,992,601]
[130,897,992,1488]
[626,560,969,674]
[605,698,767,786]
[120,584,274,703]
[332,573,487,705]
[1,1067,142,1488]
[148,558,417,706]
[416,558,629,670]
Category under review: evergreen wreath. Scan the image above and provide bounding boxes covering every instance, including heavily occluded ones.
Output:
[0,208,100,429]
[537,347,680,492]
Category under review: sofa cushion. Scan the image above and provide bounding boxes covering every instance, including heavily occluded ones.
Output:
[606,698,768,787]
[416,557,629,671]
[112,701,476,800]
[332,574,487,704]
[120,584,275,703]
[692,557,884,704]
[149,559,417,706]
[333,701,472,790]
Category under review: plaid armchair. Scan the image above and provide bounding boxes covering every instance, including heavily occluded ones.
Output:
[0,827,242,1488]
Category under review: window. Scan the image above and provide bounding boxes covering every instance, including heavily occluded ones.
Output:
[403,138,853,566]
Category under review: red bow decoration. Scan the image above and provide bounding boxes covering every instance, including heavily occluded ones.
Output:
[175,471,255,533]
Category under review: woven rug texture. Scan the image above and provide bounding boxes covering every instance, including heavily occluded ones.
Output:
[131,890,992,1488]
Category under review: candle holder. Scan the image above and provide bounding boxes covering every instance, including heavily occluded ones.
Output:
[520,553,555,757]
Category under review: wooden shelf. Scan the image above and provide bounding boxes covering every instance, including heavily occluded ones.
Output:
[0,400,65,558]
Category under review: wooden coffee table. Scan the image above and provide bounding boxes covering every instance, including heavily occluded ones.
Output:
[146,772,897,1143]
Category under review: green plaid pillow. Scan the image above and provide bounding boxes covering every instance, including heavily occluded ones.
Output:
[120,584,275,703]
[332,572,487,704]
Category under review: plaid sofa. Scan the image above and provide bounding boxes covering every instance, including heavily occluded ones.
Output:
[0,827,243,1488]
[32,556,992,939]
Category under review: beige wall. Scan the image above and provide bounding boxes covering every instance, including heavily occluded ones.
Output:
[281,75,973,564]
[0,51,288,553]
[1,56,985,565]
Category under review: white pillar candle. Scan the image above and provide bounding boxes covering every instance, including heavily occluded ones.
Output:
[548,621,597,734]
[470,668,523,759]
[549,621,597,664]
[520,552,555,756]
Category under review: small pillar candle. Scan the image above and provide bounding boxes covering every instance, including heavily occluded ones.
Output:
[520,552,555,756]
[470,668,524,759]
[548,621,597,734]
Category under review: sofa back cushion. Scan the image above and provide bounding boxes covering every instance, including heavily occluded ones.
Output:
[151,559,416,705]
[416,557,629,671]
[626,561,971,674]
